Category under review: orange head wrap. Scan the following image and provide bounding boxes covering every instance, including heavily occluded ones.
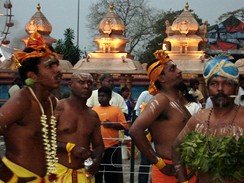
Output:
[12,31,57,69]
[147,50,171,95]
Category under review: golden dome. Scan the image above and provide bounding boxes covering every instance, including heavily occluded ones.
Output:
[25,3,52,35]
[98,3,125,35]
[171,2,199,35]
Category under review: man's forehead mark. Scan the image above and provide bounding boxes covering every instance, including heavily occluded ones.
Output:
[72,73,93,82]
[43,57,59,66]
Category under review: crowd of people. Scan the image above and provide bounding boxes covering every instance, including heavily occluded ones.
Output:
[0,32,243,183]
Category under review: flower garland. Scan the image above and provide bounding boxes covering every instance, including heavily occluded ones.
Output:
[28,87,58,181]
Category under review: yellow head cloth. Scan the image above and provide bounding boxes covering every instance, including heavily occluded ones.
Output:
[147,50,171,95]
[11,31,57,69]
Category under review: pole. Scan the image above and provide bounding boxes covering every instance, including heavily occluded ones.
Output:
[77,0,80,47]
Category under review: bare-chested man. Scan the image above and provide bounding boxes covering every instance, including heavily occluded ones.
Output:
[55,72,104,182]
[129,50,196,183]
[173,55,244,183]
[0,32,62,182]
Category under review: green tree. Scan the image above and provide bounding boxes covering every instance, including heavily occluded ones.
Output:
[54,28,82,66]
[217,8,244,23]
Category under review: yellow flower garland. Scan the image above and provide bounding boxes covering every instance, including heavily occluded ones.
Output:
[28,87,58,175]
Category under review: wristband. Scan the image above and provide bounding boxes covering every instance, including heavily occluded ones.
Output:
[66,142,76,163]
[155,157,166,170]
[6,174,18,183]
[182,181,189,183]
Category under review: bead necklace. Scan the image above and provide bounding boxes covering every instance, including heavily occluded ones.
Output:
[28,87,58,177]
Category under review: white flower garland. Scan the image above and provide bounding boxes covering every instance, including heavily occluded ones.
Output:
[28,87,58,175]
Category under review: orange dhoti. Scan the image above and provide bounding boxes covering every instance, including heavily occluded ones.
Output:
[151,159,197,183]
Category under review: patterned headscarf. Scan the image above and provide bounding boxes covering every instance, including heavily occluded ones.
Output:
[203,55,239,84]
[147,50,171,95]
[12,31,57,69]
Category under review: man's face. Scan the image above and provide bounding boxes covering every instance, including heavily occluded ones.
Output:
[35,56,62,90]
[162,61,183,87]
[98,92,111,106]
[208,76,237,107]
[101,76,114,90]
[71,76,93,99]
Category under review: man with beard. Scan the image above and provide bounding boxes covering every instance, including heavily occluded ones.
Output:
[55,72,104,182]
[129,50,196,183]
[0,31,62,182]
[173,55,244,183]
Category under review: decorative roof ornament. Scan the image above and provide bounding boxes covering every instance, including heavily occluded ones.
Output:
[98,3,125,36]
[185,2,189,11]
[23,3,56,46]
[171,2,199,34]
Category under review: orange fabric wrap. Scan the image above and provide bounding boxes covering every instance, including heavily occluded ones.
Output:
[147,50,171,95]
[151,159,197,183]
[12,31,57,68]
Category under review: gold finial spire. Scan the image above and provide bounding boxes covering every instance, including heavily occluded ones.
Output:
[185,2,189,11]
[109,3,114,11]
[37,3,41,11]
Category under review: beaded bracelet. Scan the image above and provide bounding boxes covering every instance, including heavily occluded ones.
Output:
[66,142,76,163]
[6,174,18,183]
[155,157,166,170]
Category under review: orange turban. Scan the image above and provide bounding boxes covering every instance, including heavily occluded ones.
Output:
[147,50,171,95]
[12,31,57,69]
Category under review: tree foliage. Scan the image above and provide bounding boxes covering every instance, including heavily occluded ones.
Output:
[87,0,158,55]
[218,8,244,23]
[54,28,82,66]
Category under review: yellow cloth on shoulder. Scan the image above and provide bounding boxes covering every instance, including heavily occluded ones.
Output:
[1,156,46,183]
[55,163,95,183]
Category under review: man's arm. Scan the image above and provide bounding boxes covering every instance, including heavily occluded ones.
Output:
[0,90,36,182]
[102,107,127,130]
[172,117,196,183]
[89,119,104,175]
[129,95,166,165]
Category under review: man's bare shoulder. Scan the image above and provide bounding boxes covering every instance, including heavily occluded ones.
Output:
[55,99,66,111]
[187,108,210,126]
[149,92,170,106]
[4,87,31,109]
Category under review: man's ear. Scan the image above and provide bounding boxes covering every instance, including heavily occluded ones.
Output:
[157,74,165,83]
[26,72,37,82]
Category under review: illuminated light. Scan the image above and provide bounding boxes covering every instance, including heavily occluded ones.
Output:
[162,43,167,51]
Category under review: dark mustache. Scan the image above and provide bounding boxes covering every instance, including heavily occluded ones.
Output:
[34,73,63,82]
[210,93,237,98]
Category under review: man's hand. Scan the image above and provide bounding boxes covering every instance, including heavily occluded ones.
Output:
[72,146,91,161]
[87,158,100,176]
[101,121,113,129]
[160,163,176,176]
[17,176,37,183]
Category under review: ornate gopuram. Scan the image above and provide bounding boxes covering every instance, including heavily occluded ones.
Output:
[72,3,146,91]
[163,2,209,96]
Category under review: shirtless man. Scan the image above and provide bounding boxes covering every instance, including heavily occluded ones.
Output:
[129,50,196,183]
[173,55,244,183]
[0,32,62,182]
[55,72,104,182]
